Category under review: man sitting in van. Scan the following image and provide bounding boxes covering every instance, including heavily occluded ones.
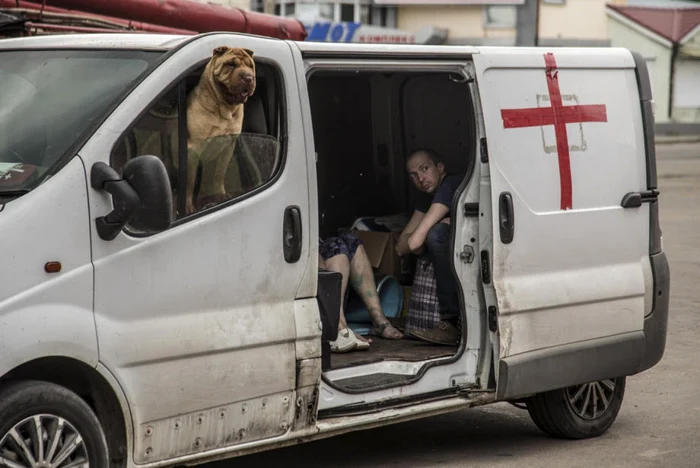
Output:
[396,149,463,345]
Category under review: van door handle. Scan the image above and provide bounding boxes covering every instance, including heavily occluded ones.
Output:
[283,206,302,263]
[499,192,515,244]
[621,189,659,208]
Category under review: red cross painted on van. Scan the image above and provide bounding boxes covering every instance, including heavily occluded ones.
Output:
[500,53,608,210]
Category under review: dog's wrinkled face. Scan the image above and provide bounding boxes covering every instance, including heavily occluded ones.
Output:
[210,46,256,106]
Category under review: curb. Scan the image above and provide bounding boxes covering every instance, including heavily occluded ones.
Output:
[655,135,700,145]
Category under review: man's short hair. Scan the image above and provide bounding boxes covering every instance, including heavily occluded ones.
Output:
[409,148,442,165]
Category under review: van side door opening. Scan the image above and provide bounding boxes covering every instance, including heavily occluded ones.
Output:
[305,63,489,403]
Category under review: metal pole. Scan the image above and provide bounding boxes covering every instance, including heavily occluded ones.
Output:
[515,0,540,47]
[0,0,196,34]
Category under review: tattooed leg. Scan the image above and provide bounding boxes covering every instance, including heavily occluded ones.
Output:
[350,246,403,339]
[324,253,351,332]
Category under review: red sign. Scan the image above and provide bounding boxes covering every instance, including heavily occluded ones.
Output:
[500,53,608,210]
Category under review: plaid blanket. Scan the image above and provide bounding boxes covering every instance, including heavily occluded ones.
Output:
[405,255,441,334]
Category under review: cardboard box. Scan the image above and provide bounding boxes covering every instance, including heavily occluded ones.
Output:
[352,230,404,279]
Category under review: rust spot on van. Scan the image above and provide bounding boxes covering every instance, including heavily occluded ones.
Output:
[499,318,514,357]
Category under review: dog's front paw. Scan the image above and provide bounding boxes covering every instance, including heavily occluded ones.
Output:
[185,201,196,215]
[210,193,232,205]
[193,193,230,212]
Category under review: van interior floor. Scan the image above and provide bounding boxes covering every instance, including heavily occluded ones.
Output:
[330,336,457,370]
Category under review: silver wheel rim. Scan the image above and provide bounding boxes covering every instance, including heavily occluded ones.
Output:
[0,415,89,468]
[565,379,616,420]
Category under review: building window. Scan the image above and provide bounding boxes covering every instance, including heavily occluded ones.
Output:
[271,0,379,25]
[340,4,354,22]
[293,2,334,21]
[484,5,516,29]
[274,2,295,16]
[359,5,371,24]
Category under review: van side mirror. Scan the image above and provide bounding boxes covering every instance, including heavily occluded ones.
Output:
[91,155,173,241]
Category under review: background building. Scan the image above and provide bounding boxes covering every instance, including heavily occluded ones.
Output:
[191,0,700,133]
[607,0,700,125]
[396,0,620,46]
[242,0,626,46]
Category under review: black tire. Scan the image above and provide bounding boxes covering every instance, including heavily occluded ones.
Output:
[0,380,109,467]
[525,377,626,439]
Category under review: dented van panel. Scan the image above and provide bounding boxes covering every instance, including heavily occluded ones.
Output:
[135,391,295,463]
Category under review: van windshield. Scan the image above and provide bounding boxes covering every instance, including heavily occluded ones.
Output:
[0,49,161,197]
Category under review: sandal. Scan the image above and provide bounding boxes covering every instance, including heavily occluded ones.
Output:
[387,317,405,333]
[372,321,404,340]
[330,328,358,353]
[351,330,371,350]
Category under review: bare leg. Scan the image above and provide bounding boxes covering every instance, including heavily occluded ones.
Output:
[349,246,403,339]
[323,254,372,344]
[323,253,350,330]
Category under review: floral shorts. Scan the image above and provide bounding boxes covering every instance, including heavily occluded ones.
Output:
[319,232,362,262]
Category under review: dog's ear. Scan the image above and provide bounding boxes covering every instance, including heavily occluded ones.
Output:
[213,46,230,56]
[244,48,255,58]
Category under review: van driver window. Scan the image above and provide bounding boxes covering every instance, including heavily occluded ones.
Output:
[111,47,284,227]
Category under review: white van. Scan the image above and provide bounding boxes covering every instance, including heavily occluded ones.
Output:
[0,32,669,468]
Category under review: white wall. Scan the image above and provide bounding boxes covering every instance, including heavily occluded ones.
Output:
[681,28,700,57]
[539,0,611,41]
[397,5,487,39]
[189,0,251,11]
[398,0,615,46]
[607,15,672,122]
[672,59,700,123]
[673,31,700,123]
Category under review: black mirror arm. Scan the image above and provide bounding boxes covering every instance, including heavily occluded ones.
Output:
[91,162,141,241]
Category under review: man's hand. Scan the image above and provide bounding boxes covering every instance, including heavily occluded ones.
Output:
[406,202,450,254]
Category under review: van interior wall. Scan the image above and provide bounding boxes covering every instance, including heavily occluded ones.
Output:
[308,71,476,238]
[399,73,476,210]
[309,73,391,238]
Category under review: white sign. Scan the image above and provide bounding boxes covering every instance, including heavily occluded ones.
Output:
[304,21,442,44]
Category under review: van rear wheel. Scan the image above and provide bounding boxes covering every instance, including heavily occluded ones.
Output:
[525,377,626,439]
[0,380,109,467]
